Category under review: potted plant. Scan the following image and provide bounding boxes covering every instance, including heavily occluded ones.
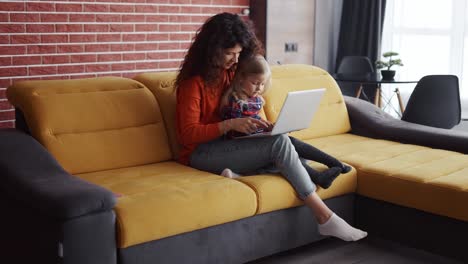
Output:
[375,51,404,80]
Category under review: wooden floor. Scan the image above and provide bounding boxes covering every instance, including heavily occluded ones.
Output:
[249,235,462,264]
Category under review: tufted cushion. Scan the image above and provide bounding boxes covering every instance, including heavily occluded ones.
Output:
[133,72,181,160]
[76,162,257,248]
[237,164,357,214]
[307,133,468,222]
[264,64,351,140]
[7,77,172,174]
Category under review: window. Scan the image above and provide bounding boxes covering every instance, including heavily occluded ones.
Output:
[382,0,468,118]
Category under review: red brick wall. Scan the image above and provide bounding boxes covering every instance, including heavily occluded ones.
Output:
[0,0,249,128]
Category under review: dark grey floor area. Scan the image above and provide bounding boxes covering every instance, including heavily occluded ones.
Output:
[249,235,462,264]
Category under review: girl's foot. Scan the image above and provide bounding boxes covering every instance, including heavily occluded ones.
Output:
[306,166,342,189]
[318,213,368,241]
[341,163,352,174]
[221,168,240,179]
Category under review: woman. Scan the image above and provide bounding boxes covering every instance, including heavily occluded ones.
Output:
[175,12,367,242]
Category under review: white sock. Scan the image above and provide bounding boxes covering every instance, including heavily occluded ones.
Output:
[220,168,240,179]
[318,213,367,241]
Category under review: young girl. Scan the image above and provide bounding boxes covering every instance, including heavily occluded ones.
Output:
[219,55,351,189]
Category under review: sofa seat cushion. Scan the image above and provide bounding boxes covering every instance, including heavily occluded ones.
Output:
[307,133,468,222]
[237,164,357,214]
[76,162,257,248]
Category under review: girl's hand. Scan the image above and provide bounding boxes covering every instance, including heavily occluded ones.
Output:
[227,118,269,134]
[264,120,274,132]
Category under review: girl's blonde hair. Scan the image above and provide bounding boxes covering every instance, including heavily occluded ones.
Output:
[222,55,272,106]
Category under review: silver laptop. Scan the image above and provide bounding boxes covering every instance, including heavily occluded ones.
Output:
[235,89,326,138]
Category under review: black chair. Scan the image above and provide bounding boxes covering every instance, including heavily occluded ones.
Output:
[336,56,376,101]
[401,75,461,129]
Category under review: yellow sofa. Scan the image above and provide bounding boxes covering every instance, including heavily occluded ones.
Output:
[2,65,467,264]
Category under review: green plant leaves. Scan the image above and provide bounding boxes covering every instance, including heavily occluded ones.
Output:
[376,51,403,70]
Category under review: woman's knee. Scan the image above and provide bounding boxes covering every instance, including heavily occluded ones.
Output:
[271,134,292,151]
[272,134,291,145]
[270,134,300,162]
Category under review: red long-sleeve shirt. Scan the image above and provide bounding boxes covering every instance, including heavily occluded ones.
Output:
[176,70,234,165]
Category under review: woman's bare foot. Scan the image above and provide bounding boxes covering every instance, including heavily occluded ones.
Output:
[221,168,240,179]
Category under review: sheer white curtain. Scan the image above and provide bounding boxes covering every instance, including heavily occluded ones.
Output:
[313,0,343,73]
[382,0,468,118]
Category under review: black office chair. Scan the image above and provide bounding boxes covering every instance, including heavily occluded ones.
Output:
[336,56,376,101]
[401,75,461,129]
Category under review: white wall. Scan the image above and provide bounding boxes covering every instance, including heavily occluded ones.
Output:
[266,0,315,65]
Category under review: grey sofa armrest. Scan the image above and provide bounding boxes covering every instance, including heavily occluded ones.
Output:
[0,128,116,219]
[344,96,468,154]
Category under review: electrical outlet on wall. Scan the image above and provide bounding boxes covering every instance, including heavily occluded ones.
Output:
[291,43,298,52]
[284,42,298,52]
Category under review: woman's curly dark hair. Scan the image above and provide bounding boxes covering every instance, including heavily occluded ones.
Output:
[175,12,263,90]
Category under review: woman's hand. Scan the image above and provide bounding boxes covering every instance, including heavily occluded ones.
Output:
[226,118,270,134]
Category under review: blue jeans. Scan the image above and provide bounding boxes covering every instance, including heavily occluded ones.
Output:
[189,134,316,199]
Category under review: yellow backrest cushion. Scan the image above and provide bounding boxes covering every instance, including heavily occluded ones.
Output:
[265,64,351,139]
[133,72,181,160]
[7,77,172,174]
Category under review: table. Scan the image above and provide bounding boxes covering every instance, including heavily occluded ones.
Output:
[332,73,418,116]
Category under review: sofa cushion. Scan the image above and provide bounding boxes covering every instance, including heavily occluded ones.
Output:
[237,163,357,214]
[133,72,180,159]
[76,162,257,248]
[307,133,468,222]
[7,77,172,174]
[264,64,351,140]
